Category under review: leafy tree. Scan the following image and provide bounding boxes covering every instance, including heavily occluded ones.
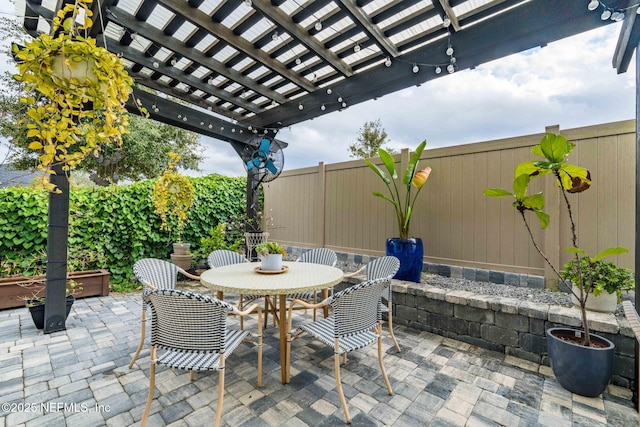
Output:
[348,119,396,159]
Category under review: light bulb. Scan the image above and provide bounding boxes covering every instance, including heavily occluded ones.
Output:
[171,59,177,66]
[272,31,279,41]
[637,6,640,14]
[341,102,346,108]
[208,124,212,129]
[298,103,303,110]
[412,64,419,73]
[435,66,442,74]
[295,58,301,65]
[244,0,252,6]
[354,44,360,53]
[446,47,454,56]
[200,121,204,126]
[443,16,451,27]
[183,116,187,121]
[208,79,214,85]
[232,129,236,133]
[264,129,268,134]
[337,97,342,102]
[321,104,326,111]
[385,57,392,67]
[326,88,332,94]
[220,126,224,131]
[315,21,322,31]
[450,57,456,64]
[178,115,182,119]
[152,61,159,68]
[248,125,252,130]
[601,9,611,20]
[612,11,624,21]
[447,64,455,73]
[587,0,599,11]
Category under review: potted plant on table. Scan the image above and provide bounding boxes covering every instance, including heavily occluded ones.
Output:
[484,133,629,397]
[255,241,287,272]
[152,152,195,270]
[365,141,432,282]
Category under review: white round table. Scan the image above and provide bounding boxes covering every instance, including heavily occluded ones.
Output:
[200,261,344,383]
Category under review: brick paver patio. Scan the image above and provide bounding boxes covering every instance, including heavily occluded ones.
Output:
[0,285,637,426]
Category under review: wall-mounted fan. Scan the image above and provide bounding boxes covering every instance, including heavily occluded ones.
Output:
[241,136,285,183]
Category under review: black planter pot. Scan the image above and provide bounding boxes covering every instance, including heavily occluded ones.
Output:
[27,295,75,330]
[386,237,424,283]
[546,327,615,397]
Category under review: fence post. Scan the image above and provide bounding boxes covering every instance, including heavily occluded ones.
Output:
[544,124,561,290]
[318,162,326,247]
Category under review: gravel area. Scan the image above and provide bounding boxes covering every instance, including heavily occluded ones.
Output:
[336,260,574,308]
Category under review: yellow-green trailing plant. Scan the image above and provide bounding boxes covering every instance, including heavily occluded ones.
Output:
[153,152,195,243]
[12,0,136,191]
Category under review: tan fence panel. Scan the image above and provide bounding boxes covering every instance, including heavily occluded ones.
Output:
[264,120,636,281]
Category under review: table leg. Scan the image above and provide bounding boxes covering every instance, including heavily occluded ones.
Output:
[322,288,329,318]
[279,294,288,384]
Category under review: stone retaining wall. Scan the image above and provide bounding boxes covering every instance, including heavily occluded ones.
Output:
[340,274,636,390]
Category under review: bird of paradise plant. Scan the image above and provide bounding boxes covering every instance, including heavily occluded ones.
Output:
[365,140,432,239]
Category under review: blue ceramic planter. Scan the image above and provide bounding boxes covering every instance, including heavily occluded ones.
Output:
[386,238,423,283]
[546,327,614,397]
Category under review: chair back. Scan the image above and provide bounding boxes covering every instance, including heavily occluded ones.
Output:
[134,258,182,290]
[366,256,400,301]
[298,248,337,266]
[329,278,388,338]
[145,289,234,353]
[207,250,248,268]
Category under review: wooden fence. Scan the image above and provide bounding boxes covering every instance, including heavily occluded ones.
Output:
[264,120,636,285]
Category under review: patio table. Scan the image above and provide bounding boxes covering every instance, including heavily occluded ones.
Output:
[200,261,344,384]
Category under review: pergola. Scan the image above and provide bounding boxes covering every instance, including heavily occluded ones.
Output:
[16,0,640,334]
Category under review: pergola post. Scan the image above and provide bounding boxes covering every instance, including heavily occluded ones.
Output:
[43,163,70,333]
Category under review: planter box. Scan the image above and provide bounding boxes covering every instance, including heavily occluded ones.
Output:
[0,269,110,310]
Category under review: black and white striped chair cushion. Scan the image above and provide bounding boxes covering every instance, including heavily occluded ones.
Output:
[145,289,248,371]
[288,248,338,300]
[297,278,388,353]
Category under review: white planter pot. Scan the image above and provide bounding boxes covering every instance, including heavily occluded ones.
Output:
[51,55,97,83]
[260,254,282,271]
[571,284,617,313]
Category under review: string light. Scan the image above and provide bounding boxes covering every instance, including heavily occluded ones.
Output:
[586,1,628,21]
[443,16,451,28]
[272,31,279,41]
[321,104,326,111]
[412,64,419,73]
[354,44,360,53]
[326,88,332,94]
[384,57,392,67]
[435,66,442,74]
[298,103,303,110]
[314,21,322,31]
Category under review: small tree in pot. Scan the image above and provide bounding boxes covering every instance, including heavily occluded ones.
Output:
[484,133,630,397]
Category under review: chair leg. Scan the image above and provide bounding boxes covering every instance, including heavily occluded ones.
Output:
[239,295,245,330]
[334,347,352,424]
[214,360,225,427]
[387,302,401,352]
[141,360,156,426]
[129,311,146,369]
[190,371,196,381]
[377,326,393,395]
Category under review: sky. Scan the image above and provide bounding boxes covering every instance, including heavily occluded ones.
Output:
[0,2,636,178]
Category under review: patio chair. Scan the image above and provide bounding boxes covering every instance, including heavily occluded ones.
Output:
[286,278,393,424]
[287,248,338,320]
[129,258,200,369]
[622,300,640,427]
[140,289,262,427]
[207,250,275,328]
[345,256,401,352]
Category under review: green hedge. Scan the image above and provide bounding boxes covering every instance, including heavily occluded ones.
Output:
[0,175,246,284]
